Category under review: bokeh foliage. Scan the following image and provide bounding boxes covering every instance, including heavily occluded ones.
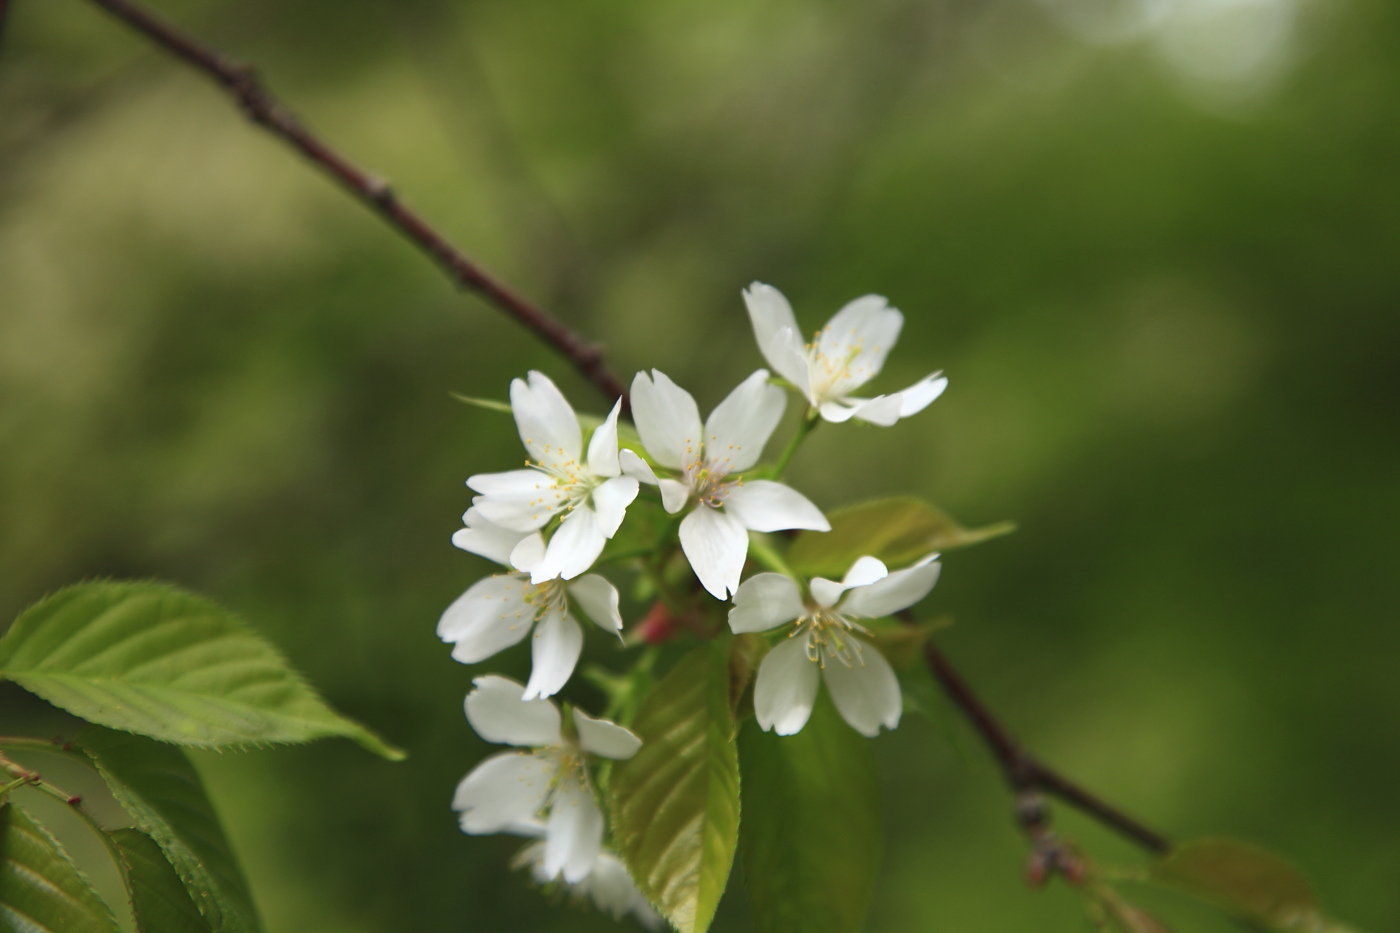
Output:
[3,0,1397,929]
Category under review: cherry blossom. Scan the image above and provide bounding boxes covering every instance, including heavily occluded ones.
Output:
[728,555,941,736]
[743,282,947,426]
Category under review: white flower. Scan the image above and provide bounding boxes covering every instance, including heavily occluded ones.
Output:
[743,282,947,426]
[453,676,642,883]
[439,508,623,699]
[514,834,662,929]
[728,555,942,736]
[620,369,830,600]
[468,371,639,582]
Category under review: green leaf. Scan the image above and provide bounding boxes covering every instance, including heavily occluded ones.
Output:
[0,802,119,933]
[110,828,211,933]
[787,496,1014,579]
[449,392,513,415]
[609,643,740,933]
[868,615,952,670]
[76,728,260,933]
[0,581,404,759]
[1093,887,1174,933]
[1151,838,1356,932]
[738,696,881,933]
[599,496,673,566]
[451,393,645,453]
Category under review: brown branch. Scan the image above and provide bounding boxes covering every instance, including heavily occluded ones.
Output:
[84,0,627,407]
[921,640,1171,875]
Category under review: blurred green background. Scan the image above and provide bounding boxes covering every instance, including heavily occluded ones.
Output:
[3,0,1397,929]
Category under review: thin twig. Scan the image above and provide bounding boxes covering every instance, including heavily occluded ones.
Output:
[84,0,627,407]
[922,641,1171,862]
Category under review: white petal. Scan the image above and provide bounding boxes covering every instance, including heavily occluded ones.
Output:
[809,556,889,608]
[508,533,546,573]
[464,674,562,747]
[728,573,803,634]
[518,840,550,883]
[846,394,903,427]
[511,371,582,468]
[591,475,639,537]
[437,575,535,664]
[832,374,945,427]
[625,458,689,512]
[451,508,527,566]
[619,448,659,485]
[567,574,623,634]
[630,370,703,471]
[468,469,557,531]
[659,478,690,514]
[586,399,626,478]
[893,372,948,417]
[840,559,942,620]
[544,771,605,883]
[817,399,862,423]
[753,635,820,735]
[815,295,902,395]
[844,556,889,586]
[808,577,845,609]
[523,610,583,700]
[742,282,809,389]
[453,751,555,834]
[679,506,750,600]
[503,819,547,840]
[704,369,786,473]
[574,710,642,760]
[724,480,829,533]
[531,508,604,582]
[580,853,647,921]
[821,643,902,737]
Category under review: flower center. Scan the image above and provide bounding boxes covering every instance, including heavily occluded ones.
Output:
[683,457,740,509]
[525,446,598,515]
[791,606,871,669]
[521,577,570,622]
[806,330,879,398]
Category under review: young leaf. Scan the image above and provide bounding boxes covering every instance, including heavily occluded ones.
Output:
[76,728,260,933]
[0,581,404,759]
[451,393,647,453]
[110,828,211,933]
[738,696,881,933]
[0,802,119,933]
[609,643,740,933]
[787,497,1014,579]
[1093,886,1174,933]
[1151,837,1354,932]
[449,392,513,415]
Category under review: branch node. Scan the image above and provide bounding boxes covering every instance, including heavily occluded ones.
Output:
[365,176,396,205]
[1015,790,1049,831]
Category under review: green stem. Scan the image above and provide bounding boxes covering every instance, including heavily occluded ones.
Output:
[0,735,73,751]
[1,774,33,797]
[0,743,89,809]
[0,742,128,874]
[768,410,819,480]
[643,512,687,614]
[747,533,796,578]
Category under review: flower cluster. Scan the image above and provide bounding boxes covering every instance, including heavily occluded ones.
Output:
[439,283,948,924]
